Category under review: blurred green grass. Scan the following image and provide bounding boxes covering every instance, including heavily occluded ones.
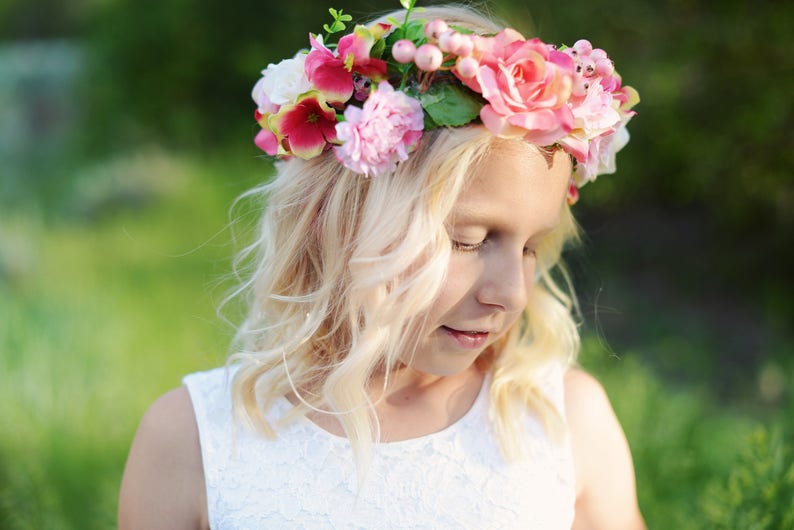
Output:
[1,151,791,529]
[0,151,250,528]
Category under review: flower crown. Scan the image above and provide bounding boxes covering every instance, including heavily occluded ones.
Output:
[251,1,639,204]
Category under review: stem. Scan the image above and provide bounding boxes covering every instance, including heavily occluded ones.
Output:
[400,0,416,39]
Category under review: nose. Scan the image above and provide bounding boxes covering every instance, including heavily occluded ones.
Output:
[475,251,531,313]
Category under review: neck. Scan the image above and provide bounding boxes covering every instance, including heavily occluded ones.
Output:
[366,363,486,442]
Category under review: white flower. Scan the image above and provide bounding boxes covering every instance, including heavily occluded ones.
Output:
[252,53,311,110]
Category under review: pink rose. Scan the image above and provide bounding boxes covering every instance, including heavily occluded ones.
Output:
[334,82,424,177]
[458,31,576,146]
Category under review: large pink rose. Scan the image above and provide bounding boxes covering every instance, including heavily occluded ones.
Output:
[458,31,576,146]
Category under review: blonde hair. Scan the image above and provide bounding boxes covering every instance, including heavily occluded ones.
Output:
[228,4,581,475]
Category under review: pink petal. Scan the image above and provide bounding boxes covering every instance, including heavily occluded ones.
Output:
[507,107,573,145]
[354,58,388,80]
[254,128,279,156]
[337,31,372,65]
[477,67,512,113]
[309,64,353,103]
[557,133,589,162]
[287,126,329,159]
[480,105,526,138]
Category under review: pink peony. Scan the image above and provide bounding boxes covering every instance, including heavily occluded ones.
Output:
[334,82,424,177]
[458,30,576,146]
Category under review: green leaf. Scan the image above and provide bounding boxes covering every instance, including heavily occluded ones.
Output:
[328,7,338,18]
[339,14,352,22]
[370,38,386,59]
[399,0,414,10]
[418,83,483,128]
[403,20,427,43]
[448,24,474,35]
[422,111,439,131]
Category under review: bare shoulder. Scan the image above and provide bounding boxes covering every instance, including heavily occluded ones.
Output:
[118,387,208,530]
[564,368,646,530]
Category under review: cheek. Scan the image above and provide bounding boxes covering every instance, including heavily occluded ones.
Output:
[418,257,479,327]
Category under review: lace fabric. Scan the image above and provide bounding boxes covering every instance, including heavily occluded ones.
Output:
[183,365,576,529]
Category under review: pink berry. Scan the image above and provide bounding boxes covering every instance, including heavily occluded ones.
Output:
[591,48,608,61]
[414,44,443,71]
[438,30,462,53]
[573,39,592,55]
[579,57,596,76]
[455,35,474,57]
[455,56,479,79]
[424,19,448,40]
[392,39,416,64]
[595,58,614,76]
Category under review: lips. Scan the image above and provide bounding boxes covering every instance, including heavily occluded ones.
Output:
[442,325,490,349]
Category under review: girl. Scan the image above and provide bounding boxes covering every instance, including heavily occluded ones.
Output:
[119,3,645,529]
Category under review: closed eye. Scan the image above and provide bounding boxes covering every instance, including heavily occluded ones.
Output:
[451,239,485,252]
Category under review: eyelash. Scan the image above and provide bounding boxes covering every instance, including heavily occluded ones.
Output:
[451,240,485,252]
[451,239,537,257]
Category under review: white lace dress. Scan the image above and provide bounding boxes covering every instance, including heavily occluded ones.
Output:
[184,365,576,529]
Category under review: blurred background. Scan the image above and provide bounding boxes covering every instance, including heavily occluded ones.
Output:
[1,0,792,527]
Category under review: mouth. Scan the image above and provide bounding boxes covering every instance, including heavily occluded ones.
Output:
[441,326,490,349]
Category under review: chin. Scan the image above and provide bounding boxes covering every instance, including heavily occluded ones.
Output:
[406,351,486,378]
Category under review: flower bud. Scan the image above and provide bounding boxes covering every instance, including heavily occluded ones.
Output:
[414,44,443,72]
[392,39,416,64]
[455,56,479,79]
[424,19,449,40]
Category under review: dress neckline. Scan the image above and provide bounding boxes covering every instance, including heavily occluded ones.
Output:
[272,373,490,448]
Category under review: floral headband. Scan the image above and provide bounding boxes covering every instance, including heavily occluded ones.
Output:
[251,1,639,204]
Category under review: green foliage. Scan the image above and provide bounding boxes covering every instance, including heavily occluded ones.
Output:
[323,8,353,36]
[417,82,483,128]
[701,427,794,529]
[0,151,258,529]
[581,347,752,528]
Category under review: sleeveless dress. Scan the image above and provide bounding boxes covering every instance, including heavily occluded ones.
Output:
[184,364,576,529]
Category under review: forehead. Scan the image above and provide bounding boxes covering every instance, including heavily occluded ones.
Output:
[450,143,572,232]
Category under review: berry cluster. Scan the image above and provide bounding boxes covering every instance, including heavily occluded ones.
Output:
[390,19,480,80]
[562,39,616,97]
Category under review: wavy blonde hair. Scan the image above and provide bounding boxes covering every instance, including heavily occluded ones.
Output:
[229,5,581,474]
